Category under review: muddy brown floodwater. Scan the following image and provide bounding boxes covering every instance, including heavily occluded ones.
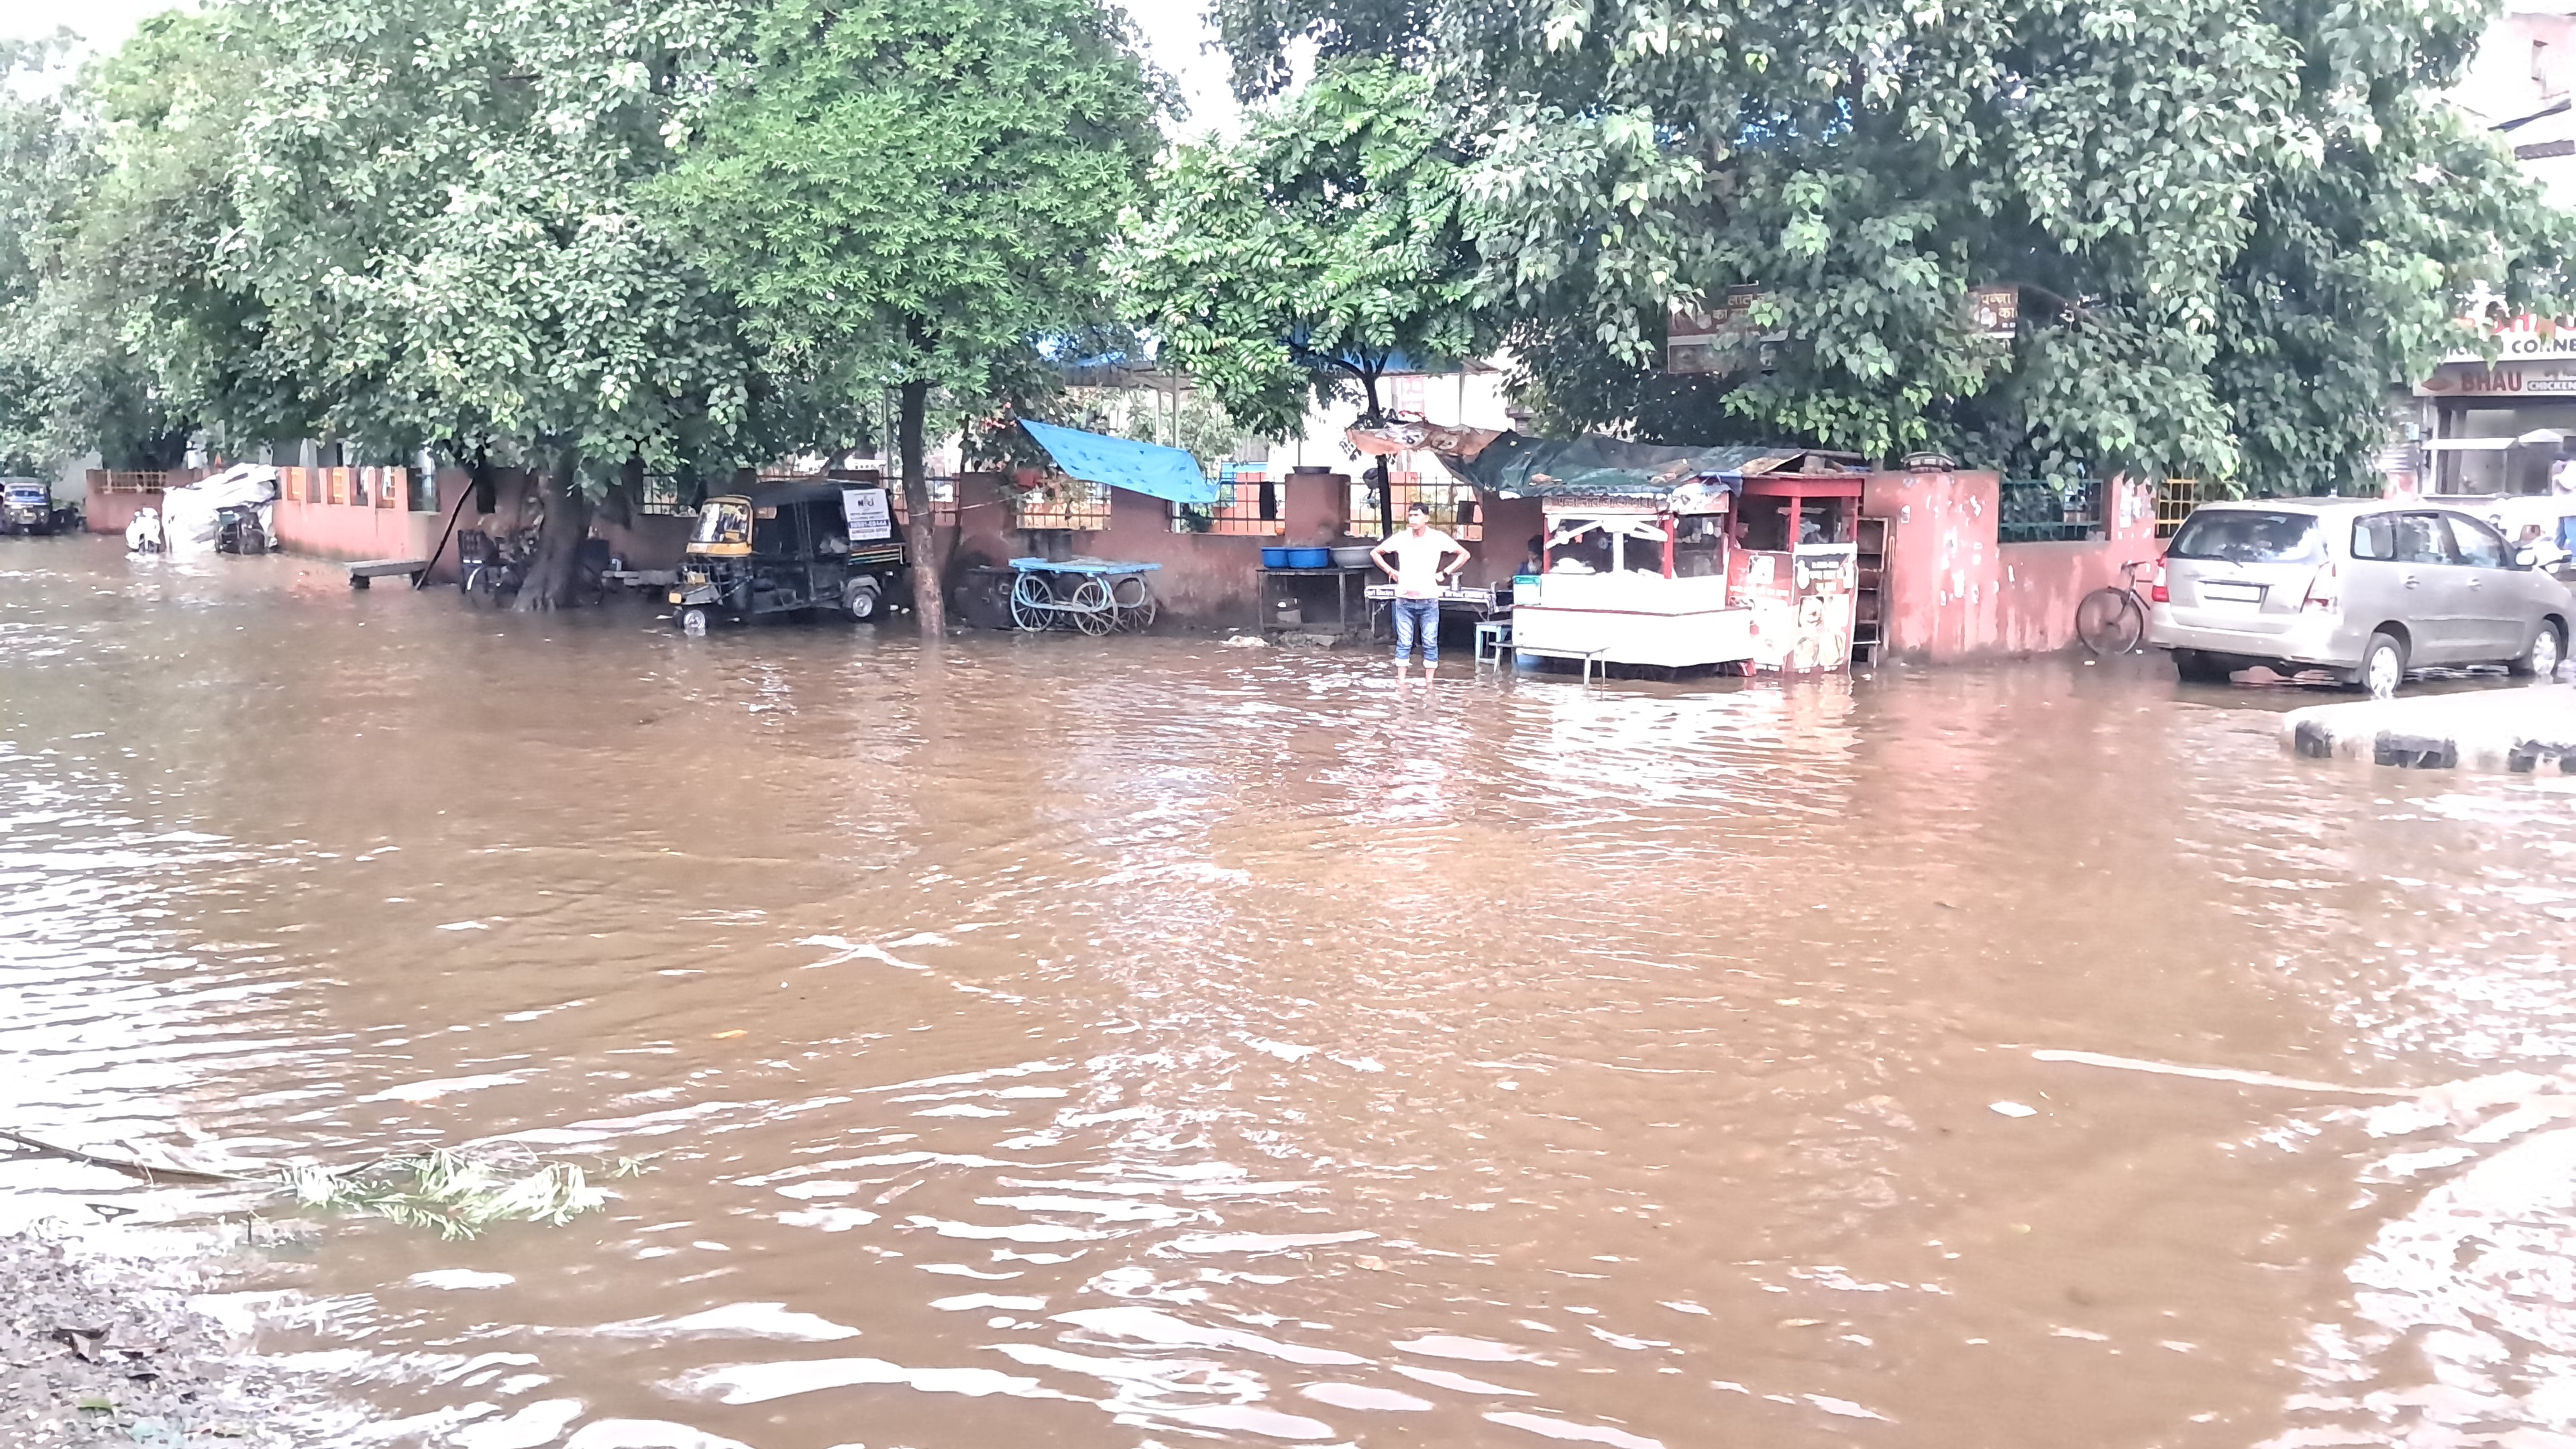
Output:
[8,537,2576,1449]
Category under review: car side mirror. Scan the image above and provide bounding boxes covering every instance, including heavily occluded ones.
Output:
[2518,546,2541,569]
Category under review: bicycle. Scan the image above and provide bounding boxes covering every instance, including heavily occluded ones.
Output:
[2074,559,2154,656]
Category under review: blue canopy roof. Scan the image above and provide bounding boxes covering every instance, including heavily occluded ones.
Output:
[1019,420,1218,505]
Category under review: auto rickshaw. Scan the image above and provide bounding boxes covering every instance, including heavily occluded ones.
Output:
[1,479,58,535]
[669,478,909,631]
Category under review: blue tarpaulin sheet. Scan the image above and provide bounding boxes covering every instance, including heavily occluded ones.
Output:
[1020,420,1218,505]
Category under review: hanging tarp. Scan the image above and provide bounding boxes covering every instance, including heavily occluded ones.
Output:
[1018,420,1218,505]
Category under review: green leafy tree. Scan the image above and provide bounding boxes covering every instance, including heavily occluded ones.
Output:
[652,0,1163,632]
[0,34,87,476]
[0,26,216,474]
[1218,0,2567,490]
[1117,58,1489,525]
[2206,0,2575,494]
[210,0,763,606]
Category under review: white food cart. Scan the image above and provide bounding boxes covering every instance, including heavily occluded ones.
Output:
[1510,472,1863,679]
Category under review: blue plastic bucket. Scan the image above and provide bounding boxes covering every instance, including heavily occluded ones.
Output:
[1261,547,1293,569]
[1287,547,1330,569]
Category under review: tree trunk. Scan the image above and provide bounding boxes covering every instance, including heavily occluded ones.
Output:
[511,449,591,611]
[898,376,945,635]
[1360,372,1392,535]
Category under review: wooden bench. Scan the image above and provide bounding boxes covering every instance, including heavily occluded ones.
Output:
[346,558,430,590]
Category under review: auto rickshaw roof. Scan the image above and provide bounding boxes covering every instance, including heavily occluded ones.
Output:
[724,478,857,509]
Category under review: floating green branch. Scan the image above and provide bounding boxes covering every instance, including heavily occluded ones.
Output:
[278,1150,621,1240]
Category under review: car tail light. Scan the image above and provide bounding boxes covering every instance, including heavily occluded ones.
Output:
[2150,560,2169,604]
[2302,561,2340,612]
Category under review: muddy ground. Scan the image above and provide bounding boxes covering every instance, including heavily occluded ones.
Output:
[0,1230,299,1448]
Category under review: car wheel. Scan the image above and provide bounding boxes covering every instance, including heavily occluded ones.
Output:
[2172,649,2235,685]
[2358,631,2407,698]
[2508,620,2565,679]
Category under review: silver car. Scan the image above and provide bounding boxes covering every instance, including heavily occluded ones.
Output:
[2146,498,2573,695]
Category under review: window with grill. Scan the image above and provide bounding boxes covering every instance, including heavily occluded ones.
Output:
[1173,470,1283,535]
[639,474,698,516]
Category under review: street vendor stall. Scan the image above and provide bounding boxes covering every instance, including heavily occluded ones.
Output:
[1000,420,1211,638]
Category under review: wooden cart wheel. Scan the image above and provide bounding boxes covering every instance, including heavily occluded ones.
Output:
[1108,574,1154,632]
[1008,572,1054,631]
[1071,578,1115,635]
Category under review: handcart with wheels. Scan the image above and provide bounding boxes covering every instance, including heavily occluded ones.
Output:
[1007,557,1161,635]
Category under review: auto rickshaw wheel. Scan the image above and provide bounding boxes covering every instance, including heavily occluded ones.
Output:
[679,606,709,635]
[846,578,883,622]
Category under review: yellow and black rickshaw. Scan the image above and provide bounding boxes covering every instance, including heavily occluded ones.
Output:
[669,479,908,631]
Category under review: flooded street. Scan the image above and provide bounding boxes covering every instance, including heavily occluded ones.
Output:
[10,535,2576,1449]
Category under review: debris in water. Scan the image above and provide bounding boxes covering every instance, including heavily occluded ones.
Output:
[1990,1102,2039,1118]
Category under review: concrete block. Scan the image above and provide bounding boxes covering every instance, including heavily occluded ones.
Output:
[2279,685,2576,773]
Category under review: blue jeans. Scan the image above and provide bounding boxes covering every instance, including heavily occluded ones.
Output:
[1392,597,1441,663]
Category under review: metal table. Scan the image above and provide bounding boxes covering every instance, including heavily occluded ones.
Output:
[1261,565,1376,637]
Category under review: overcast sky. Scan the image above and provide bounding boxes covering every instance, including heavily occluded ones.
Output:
[2,0,1240,133]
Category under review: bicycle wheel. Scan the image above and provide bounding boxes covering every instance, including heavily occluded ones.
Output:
[1071,578,1115,636]
[1009,572,1053,631]
[2074,586,2145,655]
[463,564,498,607]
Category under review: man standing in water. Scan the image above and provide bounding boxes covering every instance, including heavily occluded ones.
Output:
[1371,504,1470,679]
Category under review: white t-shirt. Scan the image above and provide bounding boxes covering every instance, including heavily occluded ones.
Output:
[1378,527,1462,598]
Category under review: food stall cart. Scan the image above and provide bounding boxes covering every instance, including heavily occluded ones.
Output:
[1511,482,1750,676]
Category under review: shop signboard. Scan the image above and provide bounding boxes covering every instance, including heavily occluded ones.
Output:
[2415,364,2576,398]
[2442,312,2576,364]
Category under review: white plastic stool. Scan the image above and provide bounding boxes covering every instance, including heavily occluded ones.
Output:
[1473,619,1513,663]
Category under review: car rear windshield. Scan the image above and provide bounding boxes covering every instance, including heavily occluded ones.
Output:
[2167,510,2324,565]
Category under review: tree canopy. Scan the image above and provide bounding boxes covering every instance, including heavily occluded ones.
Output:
[1214,0,2571,490]
[649,0,1164,627]
[1117,60,1490,439]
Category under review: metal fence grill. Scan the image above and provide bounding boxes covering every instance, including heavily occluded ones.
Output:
[890,478,960,528]
[1997,477,2101,543]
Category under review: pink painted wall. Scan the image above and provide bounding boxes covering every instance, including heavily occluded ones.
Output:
[1862,470,2162,661]
[272,496,443,566]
